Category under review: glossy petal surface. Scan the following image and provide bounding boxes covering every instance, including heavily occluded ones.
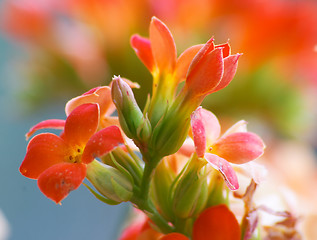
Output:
[38,162,86,204]
[25,119,65,140]
[130,34,155,72]
[160,233,189,240]
[193,205,240,240]
[150,17,176,73]
[214,132,265,164]
[205,153,239,190]
[65,86,114,117]
[186,48,224,97]
[64,103,99,146]
[20,133,69,179]
[81,125,124,164]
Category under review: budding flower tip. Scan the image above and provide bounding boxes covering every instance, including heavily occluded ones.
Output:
[112,75,121,81]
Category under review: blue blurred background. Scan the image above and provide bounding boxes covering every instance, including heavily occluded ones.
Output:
[0,34,129,240]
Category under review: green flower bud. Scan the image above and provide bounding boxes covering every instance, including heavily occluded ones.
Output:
[86,160,133,203]
[172,156,208,219]
[111,76,151,142]
[150,91,199,158]
[152,158,175,221]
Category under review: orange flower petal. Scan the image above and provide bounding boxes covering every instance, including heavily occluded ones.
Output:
[81,125,124,164]
[204,153,239,190]
[211,54,241,93]
[186,48,224,97]
[38,162,86,204]
[20,133,70,179]
[187,37,215,75]
[213,132,265,164]
[64,103,99,146]
[130,34,155,72]
[175,44,203,81]
[25,119,65,140]
[65,86,114,117]
[193,204,240,240]
[137,228,163,240]
[215,43,231,58]
[160,233,189,240]
[150,17,177,73]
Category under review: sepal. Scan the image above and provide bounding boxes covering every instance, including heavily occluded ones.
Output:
[86,160,133,203]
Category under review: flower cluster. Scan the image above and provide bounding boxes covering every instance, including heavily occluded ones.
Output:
[19,17,301,239]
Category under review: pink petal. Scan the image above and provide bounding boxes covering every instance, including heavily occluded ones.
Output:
[205,153,239,190]
[65,86,114,117]
[233,162,267,184]
[25,119,65,140]
[150,17,176,73]
[222,120,247,137]
[177,138,195,157]
[175,44,203,81]
[186,48,224,98]
[64,103,100,147]
[211,54,241,93]
[214,132,265,164]
[38,162,86,204]
[81,125,124,164]
[198,108,221,145]
[130,34,155,72]
[118,221,145,240]
[190,107,207,157]
[20,133,70,179]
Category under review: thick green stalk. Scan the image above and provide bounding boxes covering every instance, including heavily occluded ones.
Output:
[131,155,174,233]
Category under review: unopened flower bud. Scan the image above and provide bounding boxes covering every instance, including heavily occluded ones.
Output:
[152,158,175,221]
[150,91,198,158]
[86,160,133,203]
[172,156,208,219]
[111,76,151,142]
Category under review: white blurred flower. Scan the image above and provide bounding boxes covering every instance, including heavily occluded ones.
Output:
[0,210,10,240]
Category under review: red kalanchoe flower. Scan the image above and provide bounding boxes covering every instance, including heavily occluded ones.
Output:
[20,103,124,203]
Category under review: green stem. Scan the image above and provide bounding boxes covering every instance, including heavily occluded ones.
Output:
[131,154,174,233]
[139,159,156,200]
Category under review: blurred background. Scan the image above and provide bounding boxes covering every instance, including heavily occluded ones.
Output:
[0,0,317,239]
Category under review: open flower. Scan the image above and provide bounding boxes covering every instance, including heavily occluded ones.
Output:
[25,83,139,140]
[65,86,118,128]
[189,107,265,190]
[131,17,241,102]
[20,103,124,203]
[119,205,240,240]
